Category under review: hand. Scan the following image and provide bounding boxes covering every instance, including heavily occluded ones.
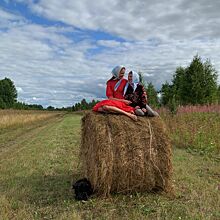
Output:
[135,106,140,109]
[123,100,132,105]
[142,108,147,113]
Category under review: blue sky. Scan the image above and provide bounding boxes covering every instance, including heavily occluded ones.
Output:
[0,0,220,107]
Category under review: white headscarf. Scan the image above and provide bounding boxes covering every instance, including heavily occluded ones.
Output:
[123,71,140,96]
[111,65,125,91]
[111,65,124,79]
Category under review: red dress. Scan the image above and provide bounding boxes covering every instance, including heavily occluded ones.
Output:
[93,78,134,113]
[106,78,127,99]
[93,99,134,113]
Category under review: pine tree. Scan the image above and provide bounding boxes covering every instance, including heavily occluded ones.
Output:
[185,55,218,104]
[138,72,159,107]
[81,98,89,110]
[146,82,159,108]
[138,72,147,88]
[161,55,218,106]
[161,82,173,106]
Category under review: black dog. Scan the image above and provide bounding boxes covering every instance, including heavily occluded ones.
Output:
[72,178,93,201]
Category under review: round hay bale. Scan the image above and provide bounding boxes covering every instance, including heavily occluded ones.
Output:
[80,111,173,197]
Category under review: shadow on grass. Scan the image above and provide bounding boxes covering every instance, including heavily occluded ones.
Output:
[2,171,82,207]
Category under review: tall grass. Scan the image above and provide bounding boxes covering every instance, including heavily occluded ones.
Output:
[159,105,220,155]
[178,104,220,114]
[0,109,63,130]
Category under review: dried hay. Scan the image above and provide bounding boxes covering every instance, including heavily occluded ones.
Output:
[80,111,173,197]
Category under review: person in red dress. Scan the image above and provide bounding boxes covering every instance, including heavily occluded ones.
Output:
[93,65,137,121]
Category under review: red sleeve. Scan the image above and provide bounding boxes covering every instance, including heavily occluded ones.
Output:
[106,81,113,98]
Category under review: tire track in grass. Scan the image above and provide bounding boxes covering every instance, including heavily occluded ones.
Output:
[0,113,64,145]
[0,114,82,219]
[0,115,64,162]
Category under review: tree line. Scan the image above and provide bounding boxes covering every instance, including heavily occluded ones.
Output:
[0,77,99,111]
[1,55,220,111]
[160,55,220,112]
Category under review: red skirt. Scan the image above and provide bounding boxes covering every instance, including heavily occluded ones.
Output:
[93,99,134,113]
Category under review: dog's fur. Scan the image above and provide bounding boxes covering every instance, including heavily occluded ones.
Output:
[72,178,93,201]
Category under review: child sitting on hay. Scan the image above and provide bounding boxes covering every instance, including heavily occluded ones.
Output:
[124,71,159,117]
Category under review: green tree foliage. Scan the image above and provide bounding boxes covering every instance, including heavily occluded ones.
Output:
[146,82,160,108]
[47,106,55,111]
[138,72,147,88]
[0,97,6,109]
[72,99,99,111]
[218,86,220,103]
[0,77,46,110]
[161,82,173,106]
[161,55,219,106]
[0,77,99,111]
[13,102,43,110]
[138,72,159,108]
[0,77,17,108]
[80,98,89,110]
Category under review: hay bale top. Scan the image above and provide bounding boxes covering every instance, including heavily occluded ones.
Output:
[81,111,172,196]
[82,111,170,143]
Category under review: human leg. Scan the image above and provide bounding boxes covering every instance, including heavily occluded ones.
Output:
[97,107,106,112]
[145,105,159,117]
[135,108,145,116]
[102,105,137,121]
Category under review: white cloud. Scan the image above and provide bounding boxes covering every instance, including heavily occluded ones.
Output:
[14,0,220,41]
[17,87,23,93]
[0,3,220,107]
[97,40,121,48]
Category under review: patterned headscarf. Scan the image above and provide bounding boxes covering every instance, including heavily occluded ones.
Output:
[111,65,125,91]
[123,71,140,96]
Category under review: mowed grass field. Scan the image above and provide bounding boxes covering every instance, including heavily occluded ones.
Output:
[0,111,220,219]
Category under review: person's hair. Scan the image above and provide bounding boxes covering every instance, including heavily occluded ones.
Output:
[119,67,126,76]
[120,67,126,72]
[107,76,116,83]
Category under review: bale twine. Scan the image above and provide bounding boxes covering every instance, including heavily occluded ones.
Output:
[80,111,173,197]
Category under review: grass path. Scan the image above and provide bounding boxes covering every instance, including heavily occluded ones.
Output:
[0,114,219,219]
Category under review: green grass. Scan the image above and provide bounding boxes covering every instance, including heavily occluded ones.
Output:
[0,113,219,219]
[161,112,220,155]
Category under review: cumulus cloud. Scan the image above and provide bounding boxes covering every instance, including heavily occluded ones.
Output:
[14,0,220,40]
[97,40,122,48]
[0,2,220,107]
